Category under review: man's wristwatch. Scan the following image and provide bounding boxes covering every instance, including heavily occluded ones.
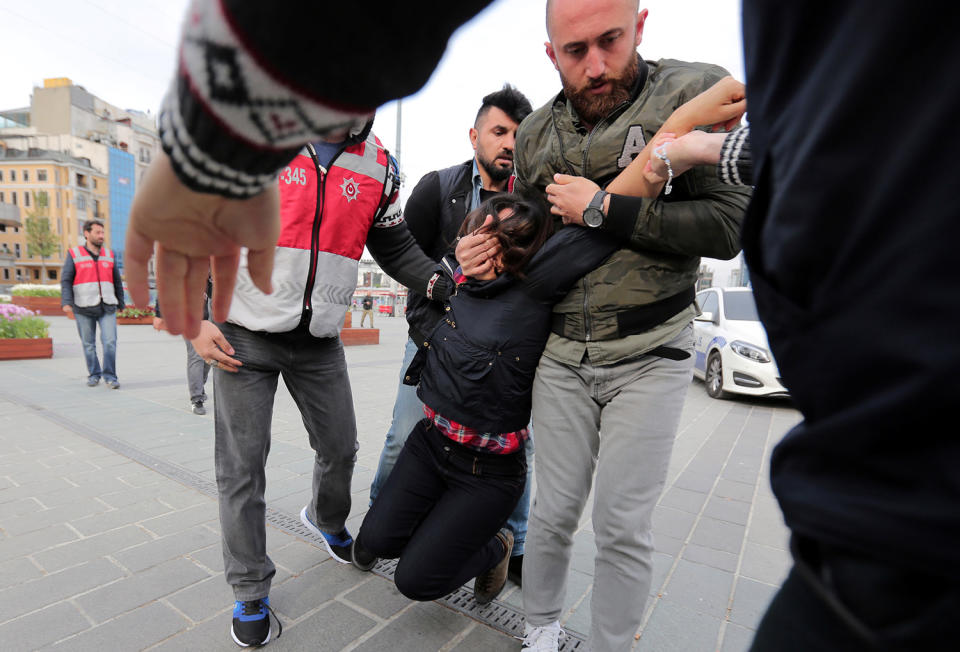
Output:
[583,190,608,228]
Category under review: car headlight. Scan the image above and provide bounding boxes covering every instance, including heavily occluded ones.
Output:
[729,340,771,363]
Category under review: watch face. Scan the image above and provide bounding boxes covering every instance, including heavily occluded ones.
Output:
[584,207,604,227]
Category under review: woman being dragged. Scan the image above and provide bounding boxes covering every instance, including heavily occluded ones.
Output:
[349,193,618,605]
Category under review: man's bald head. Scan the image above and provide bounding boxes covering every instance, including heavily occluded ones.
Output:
[546,0,640,41]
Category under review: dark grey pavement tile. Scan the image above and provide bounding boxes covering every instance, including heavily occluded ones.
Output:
[75,557,211,623]
[271,560,360,620]
[51,601,189,650]
[0,556,43,590]
[704,495,751,526]
[0,558,124,623]
[721,622,758,652]
[33,524,154,573]
[187,544,225,573]
[166,576,236,623]
[275,600,376,650]
[0,601,89,650]
[728,577,779,629]
[343,576,411,619]
[0,524,78,563]
[112,525,221,573]
[636,600,722,652]
[714,478,756,502]
[653,533,683,556]
[690,517,746,554]
[266,540,326,576]
[67,499,173,537]
[139,503,219,537]
[0,497,107,537]
[652,505,698,540]
[659,559,734,615]
[681,543,739,573]
[658,486,708,514]
[673,469,716,494]
[739,542,790,586]
[352,602,468,652]
[455,622,523,650]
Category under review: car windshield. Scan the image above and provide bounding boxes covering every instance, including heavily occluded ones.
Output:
[724,292,760,321]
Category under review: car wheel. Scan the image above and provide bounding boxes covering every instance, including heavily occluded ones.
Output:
[706,351,727,399]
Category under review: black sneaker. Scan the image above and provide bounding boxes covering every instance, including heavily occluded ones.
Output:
[300,505,352,563]
[474,528,514,605]
[508,553,524,587]
[351,537,377,571]
[192,400,206,415]
[231,597,281,647]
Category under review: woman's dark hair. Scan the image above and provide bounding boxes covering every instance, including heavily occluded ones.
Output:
[458,192,552,277]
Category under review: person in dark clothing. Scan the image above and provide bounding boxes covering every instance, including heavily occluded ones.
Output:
[60,219,125,389]
[154,278,213,414]
[360,294,375,327]
[352,194,618,608]
[368,85,535,586]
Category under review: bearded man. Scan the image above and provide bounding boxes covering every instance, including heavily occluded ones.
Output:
[510,2,751,650]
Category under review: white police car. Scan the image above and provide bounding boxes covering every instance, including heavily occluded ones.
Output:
[692,287,789,399]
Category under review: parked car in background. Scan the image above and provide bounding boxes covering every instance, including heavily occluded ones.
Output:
[692,287,790,399]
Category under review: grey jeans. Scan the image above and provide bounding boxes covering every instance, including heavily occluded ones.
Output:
[185,338,210,404]
[213,322,358,601]
[523,324,694,652]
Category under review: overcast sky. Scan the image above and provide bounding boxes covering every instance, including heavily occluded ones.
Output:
[0,0,747,279]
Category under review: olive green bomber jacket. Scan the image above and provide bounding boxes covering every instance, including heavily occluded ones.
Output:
[514,57,752,347]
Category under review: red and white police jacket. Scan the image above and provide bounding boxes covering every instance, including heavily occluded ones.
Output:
[69,246,119,308]
[227,131,400,337]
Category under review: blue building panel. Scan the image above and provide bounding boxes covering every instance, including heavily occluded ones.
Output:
[108,148,135,276]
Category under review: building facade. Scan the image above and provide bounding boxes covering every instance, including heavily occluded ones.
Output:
[0,147,110,288]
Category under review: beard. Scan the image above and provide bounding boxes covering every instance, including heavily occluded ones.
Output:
[561,54,640,126]
[477,150,514,183]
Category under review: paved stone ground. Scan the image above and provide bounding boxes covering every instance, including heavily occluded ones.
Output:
[0,313,800,651]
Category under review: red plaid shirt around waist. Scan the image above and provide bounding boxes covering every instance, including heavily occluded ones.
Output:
[423,405,528,455]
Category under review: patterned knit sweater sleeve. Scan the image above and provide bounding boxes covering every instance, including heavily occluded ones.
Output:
[717,126,752,186]
[161,0,494,198]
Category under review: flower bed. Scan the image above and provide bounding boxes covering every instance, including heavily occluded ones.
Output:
[11,283,62,315]
[0,304,53,360]
[117,305,156,325]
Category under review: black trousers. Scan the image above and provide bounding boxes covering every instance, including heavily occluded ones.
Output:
[357,419,526,601]
[750,536,960,652]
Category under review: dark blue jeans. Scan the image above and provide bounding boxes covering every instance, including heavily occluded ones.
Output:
[73,308,117,382]
[358,419,525,601]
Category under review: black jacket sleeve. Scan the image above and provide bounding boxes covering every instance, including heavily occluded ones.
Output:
[403,171,443,254]
[365,220,452,302]
[522,227,620,303]
[60,254,75,308]
[113,262,125,308]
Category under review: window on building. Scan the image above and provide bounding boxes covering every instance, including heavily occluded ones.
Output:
[0,170,3,181]
[93,199,101,217]
[0,191,4,202]
[10,170,15,182]
[15,269,22,280]
[76,194,86,211]
[56,192,61,208]
[55,170,60,184]
[2,269,9,280]
[33,269,40,280]
[57,218,62,233]
[23,170,29,182]
[38,169,48,182]
[76,173,87,187]
[47,269,57,280]
[0,225,5,232]
[24,193,30,207]
[15,244,21,257]
[37,191,48,207]
[11,193,17,206]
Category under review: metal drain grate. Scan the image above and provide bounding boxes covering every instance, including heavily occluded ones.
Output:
[11,392,587,649]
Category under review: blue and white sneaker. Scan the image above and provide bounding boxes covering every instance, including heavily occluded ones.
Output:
[231,597,281,647]
[299,505,353,564]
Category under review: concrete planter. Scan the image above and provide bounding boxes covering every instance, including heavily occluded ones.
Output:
[11,295,62,316]
[117,316,154,325]
[0,337,53,360]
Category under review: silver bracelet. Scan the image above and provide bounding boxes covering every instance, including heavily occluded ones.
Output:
[653,143,674,195]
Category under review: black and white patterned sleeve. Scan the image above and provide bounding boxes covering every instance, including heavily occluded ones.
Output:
[160,0,495,199]
[717,126,752,187]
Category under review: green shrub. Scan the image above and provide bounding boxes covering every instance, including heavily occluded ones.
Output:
[117,305,156,318]
[10,283,61,297]
[0,304,50,338]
